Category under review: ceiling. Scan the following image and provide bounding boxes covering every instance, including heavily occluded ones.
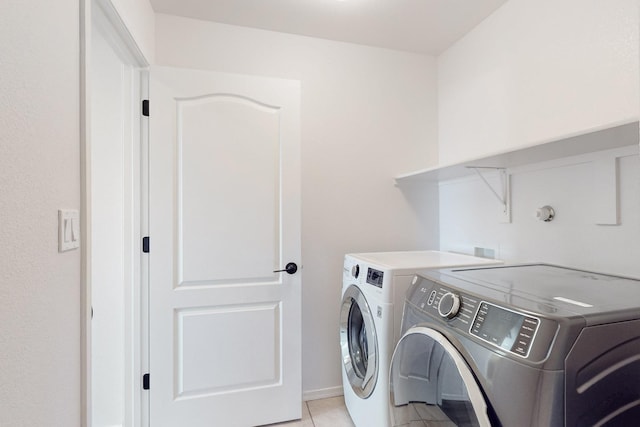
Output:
[149,0,508,55]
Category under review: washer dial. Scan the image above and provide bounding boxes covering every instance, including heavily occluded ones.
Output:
[351,264,360,278]
[438,292,461,319]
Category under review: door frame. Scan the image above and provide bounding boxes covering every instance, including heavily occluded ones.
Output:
[80,1,149,426]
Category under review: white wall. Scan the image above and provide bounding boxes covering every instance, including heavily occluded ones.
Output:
[154,14,440,396]
[109,0,156,63]
[437,0,639,165]
[0,1,81,426]
[440,144,640,278]
[0,0,152,425]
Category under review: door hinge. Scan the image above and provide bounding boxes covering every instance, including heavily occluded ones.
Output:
[142,236,150,253]
[143,373,150,390]
[142,99,149,117]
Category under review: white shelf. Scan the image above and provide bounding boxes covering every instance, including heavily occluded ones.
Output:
[395,121,639,183]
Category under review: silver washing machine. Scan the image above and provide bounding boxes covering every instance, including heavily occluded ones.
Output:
[390,264,640,426]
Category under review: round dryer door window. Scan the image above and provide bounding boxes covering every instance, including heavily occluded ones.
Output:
[340,285,378,398]
[389,326,491,427]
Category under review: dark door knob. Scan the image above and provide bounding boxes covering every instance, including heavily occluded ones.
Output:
[273,262,298,275]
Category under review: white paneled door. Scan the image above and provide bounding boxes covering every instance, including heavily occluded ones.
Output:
[148,66,301,427]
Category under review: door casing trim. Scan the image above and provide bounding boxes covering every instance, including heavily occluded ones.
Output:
[80,1,149,426]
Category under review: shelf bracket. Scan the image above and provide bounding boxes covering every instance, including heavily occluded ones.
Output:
[466,166,511,223]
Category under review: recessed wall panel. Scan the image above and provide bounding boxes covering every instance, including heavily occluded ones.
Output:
[176,303,281,397]
[177,96,280,285]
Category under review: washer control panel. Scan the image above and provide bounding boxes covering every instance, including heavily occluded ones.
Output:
[366,268,384,288]
[470,301,540,358]
[409,277,544,360]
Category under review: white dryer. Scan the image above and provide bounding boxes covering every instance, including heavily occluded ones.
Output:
[339,251,501,427]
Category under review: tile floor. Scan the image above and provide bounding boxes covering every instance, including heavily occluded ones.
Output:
[266,396,355,427]
[265,397,457,427]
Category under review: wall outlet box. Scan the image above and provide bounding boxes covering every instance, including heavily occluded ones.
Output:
[58,209,80,252]
[474,247,496,259]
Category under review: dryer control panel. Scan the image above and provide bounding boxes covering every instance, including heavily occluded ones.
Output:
[408,277,552,361]
[409,283,479,332]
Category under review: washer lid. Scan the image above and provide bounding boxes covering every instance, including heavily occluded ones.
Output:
[347,250,501,272]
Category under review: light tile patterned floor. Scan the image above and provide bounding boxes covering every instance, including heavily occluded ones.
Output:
[263,398,457,427]
[266,396,355,427]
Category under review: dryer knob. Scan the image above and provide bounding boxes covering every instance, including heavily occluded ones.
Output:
[438,292,461,319]
[351,264,360,278]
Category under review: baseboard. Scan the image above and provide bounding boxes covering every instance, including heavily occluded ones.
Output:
[303,386,344,401]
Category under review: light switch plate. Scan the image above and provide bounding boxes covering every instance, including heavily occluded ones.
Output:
[58,209,80,252]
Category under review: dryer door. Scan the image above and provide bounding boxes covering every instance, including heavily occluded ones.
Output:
[340,285,378,398]
[390,326,491,427]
